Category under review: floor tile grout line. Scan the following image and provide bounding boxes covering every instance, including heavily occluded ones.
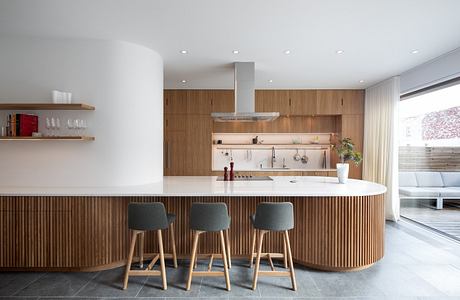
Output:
[70,270,102,297]
[11,272,48,296]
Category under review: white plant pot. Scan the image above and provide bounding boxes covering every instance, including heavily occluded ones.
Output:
[336,163,349,184]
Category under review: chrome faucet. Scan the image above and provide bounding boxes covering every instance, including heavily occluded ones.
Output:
[271,146,276,168]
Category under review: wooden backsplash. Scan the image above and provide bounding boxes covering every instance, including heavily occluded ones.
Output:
[399,146,460,171]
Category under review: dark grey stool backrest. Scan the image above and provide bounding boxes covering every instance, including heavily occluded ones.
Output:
[128,202,169,230]
[254,202,294,231]
[190,203,230,232]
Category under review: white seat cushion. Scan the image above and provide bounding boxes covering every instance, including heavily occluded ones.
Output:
[399,187,440,197]
[441,172,460,187]
[399,172,418,187]
[439,187,460,198]
[415,172,444,187]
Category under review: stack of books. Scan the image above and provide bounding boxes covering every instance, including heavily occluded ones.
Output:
[6,114,38,136]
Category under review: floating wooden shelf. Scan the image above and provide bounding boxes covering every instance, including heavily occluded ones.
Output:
[0,136,95,141]
[0,103,95,110]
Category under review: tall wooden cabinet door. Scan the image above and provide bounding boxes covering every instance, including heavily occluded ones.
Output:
[342,90,364,115]
[164,131,187,175]
[164,90,188,114]
[255,90,290,115]
[186,115,213,175]
[187,90,213,115]
[164,114,186,132]
[317,90,343,115]
[341,114,364,179]
[211,90,235,112]
[289,90,317,115]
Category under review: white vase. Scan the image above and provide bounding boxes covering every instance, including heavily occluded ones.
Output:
[336,163,349,184]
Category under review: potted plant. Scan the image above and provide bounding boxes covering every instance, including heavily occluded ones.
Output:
[333,137,362,184]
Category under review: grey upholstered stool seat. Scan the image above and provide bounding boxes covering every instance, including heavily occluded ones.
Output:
[249,202,297,291]
[186,203,231,291]
[123,202,178,291]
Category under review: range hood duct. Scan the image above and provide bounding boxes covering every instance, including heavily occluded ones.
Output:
[211,62,280,122]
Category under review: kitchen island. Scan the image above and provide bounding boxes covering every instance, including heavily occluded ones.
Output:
[0,176,386,272]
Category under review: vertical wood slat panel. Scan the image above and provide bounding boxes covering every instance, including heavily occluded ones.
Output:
[0,194,384,271]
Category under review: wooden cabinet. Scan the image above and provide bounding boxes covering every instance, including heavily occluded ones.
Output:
[164,90,188,114]
[186,115,213,175]
[164,131,186,176]
[289,90,317,115]
[187,90,212,115]
[211,90,234,113]
[316,90,343,115]
[255,90,290,115]
[342,90,365,115]
[341,114,364,179]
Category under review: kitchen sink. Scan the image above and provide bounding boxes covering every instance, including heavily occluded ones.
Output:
[216,175,273,181]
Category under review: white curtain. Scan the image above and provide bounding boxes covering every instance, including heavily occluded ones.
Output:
[363,76,400,221]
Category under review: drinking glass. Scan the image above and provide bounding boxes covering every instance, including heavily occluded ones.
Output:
[81,119,87,136]
[67,119,74,136]
[55,118,61,136]
[74,119,80,136]
[45,117,51,137]
[50,117,56,137]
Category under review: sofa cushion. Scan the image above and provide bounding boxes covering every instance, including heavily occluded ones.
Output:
[399,187,440,197]
[439,187,460,198]
[441,172,460,187]
[415,172,444,187]
[399,172,418,187]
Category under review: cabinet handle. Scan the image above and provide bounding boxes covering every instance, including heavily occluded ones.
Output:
[289,98,292,106]
[341,98,343,106]
[167,142,171,169]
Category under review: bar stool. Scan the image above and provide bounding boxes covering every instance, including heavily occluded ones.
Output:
[186,203,231,291]
[249,202,296,291]
[123,202,178,290]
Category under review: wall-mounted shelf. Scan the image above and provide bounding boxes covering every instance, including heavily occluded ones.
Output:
[0,103,95,110]
[0,136,95,141]
[213,144,331,150]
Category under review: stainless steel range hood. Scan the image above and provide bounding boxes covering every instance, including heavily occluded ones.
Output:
[211,62,279,122]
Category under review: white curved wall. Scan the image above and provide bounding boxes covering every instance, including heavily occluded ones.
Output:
[0,37,163,186]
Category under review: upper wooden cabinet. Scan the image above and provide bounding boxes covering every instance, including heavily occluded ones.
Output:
[211,90,234,113]
[187,90,212,115]
[164,90,188,114]
[255,90,290,115]
[289,90,317,115]
[316,90,343,115]
[341,90,364,115]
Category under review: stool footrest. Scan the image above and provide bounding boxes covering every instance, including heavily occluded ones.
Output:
[128,270,161,276]
[192,271,225,277]
[251,253,284,258]
[258,271,291,277]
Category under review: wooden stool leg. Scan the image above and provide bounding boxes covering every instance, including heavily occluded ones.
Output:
[186,231,201,291]
[284,230,297,291]
[249,228,257,268]
[123,231,138,290]
[225,229,231,269]
[139,231,144,268]
[157,230,167,290]
[283,234,288,269]
[219,230,231,291]
[170,223,178,268]
[252,230,266,290]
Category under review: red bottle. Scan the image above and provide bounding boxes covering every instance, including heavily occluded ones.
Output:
[223,167,228,181]
[229,162,234,181]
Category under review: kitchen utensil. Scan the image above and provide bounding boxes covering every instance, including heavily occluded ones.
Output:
[301,150,309,164]
[293,149,301,161]
[252,136,258,144]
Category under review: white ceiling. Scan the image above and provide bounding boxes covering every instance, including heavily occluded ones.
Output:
[1,0,460,89]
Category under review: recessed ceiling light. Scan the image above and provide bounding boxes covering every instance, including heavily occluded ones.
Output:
[180,50,188,54]
[181,80,187,83]
[268,79,273,83]
[336,50,344,54]
[411,49,419,54]
[359,80,365,83]
[284,50,291,55]
[232,50,239,54]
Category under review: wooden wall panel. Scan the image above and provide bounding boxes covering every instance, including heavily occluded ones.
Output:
[399,146,460,171]
[0,194,384,272]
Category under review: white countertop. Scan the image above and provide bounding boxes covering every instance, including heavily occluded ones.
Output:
[0,176,386,197]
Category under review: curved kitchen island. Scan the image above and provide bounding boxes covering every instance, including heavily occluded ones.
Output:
[0,176,386,272]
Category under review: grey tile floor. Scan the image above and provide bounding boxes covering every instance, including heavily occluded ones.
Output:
[2,221,460,300]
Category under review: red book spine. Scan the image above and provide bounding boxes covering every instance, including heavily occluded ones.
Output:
[19,114,38,136]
